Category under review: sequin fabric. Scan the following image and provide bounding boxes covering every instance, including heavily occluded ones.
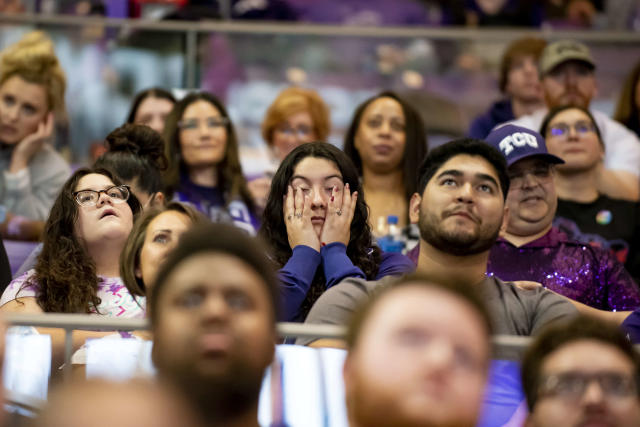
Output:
[487,227,640,311]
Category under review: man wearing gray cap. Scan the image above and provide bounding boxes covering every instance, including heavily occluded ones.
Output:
[503,40,640,201]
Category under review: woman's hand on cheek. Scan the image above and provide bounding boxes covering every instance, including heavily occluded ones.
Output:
[10,112,54,173]
[320,183,357,247]
[284,185,320,252]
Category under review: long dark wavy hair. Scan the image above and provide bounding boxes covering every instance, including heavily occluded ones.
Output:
[163,91,255,213]
[343,91,427,222]
[259,142,381,318]
[25,167,142,313]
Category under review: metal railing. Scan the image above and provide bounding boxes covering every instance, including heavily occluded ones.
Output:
[0,312,531,412]
[3,312,532,371]
[2,13,640,89]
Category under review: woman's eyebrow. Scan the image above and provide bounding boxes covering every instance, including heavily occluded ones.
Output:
[289,176,311,183]
[153,229,172,234]
[75,185,116,192]
[323,175,343,181]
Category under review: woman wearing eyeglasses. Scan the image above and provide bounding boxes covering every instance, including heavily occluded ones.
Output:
[262,87,330,163]
[163,92,258,234]
[0,167,143,315]
[541,105,640,282]
[343,91,427,240]
[0,168,144,366]
[248,87,331,211]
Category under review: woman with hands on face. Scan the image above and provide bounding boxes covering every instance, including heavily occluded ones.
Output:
[0,31,71,240]
[260,142,415,322]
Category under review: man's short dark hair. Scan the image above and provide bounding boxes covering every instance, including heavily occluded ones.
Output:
[346,273,494,351]
[417,138,510,199]
[148,223,280,325]
[521,315,640,411]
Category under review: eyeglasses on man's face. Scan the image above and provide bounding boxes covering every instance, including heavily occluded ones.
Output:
[538,371,638,403]
[73,185,130,207]
[507,164,553,189]
[548,120,596,139]
[178,117,229,131]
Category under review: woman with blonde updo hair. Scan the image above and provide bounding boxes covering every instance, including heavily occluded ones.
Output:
[249,87,331,210]
[0,31,71,240]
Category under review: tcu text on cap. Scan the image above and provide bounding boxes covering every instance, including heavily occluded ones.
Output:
[498,132,539,156]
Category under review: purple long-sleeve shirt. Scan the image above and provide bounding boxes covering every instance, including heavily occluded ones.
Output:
[279,242,415,321]
[487,227,640,311]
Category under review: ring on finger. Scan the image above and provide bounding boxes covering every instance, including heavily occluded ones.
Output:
[295,212,303,218]
[287,215,293,220]
[336,209,342,216]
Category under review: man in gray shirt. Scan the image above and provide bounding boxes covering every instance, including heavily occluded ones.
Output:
[300,138,577,355]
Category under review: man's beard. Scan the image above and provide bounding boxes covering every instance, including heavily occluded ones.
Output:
[418,209,499,256]
[159,357,266,425]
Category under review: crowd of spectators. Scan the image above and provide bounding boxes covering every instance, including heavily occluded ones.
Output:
[5,1,640,31]
[2,22,640,427]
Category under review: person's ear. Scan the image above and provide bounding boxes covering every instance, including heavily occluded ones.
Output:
[500,205,510,234]
[152,192,166,207]
[135,265,142,279]
[409,193,422,225]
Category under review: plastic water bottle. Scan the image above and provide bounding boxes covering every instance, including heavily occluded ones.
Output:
[378,215,405,253]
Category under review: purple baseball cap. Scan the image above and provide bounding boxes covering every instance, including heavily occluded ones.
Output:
[485,124,565,167]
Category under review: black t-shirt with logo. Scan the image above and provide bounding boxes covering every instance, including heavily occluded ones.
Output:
[554,195,640,281]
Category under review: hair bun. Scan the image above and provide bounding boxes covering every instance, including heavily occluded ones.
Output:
[105,124,168,171]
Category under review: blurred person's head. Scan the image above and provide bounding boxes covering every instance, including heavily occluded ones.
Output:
[120,202,207,298]
[0,31,66,145]
[150,223,278,425]
[126,87,176,135]
[34,379,202,427]
[343,91,427,203]
[539,40,597,110]
[540,105,603,175]
[499,37,546,103]
[614,60,640,130]
[261,86,331,161]
[411,138,509,257]
[485,124,564,239]
[522,315,640,427]
[163,91,254,210]
[95,123,169,209]
[33,167,141,313]
[344,274,493,427]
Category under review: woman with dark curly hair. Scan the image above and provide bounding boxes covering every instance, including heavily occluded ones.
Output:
[163,91,258,234]
[0,167,143,317]
[343,91,427,235]
[260,142,414,322]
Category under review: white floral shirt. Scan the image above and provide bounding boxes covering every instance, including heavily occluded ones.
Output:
[0,270,146,318]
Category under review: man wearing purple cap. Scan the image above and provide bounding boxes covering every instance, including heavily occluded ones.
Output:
[485,124,640,311]
[503,40,640,201]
